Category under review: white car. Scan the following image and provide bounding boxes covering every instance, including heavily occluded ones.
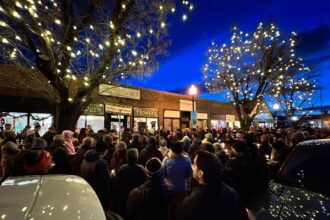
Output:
[0,175,106,220]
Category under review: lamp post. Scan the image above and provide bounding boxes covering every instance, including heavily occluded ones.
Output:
[273,103,280,129]
[189,84,198,129]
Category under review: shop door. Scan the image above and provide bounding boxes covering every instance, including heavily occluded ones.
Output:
[181,111,190,129]
[107,114,128,132]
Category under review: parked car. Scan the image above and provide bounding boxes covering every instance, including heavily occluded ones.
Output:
[249,139,330,219]
[0,175,107,220]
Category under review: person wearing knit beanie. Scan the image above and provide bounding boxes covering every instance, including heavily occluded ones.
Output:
[23,150,52,174]
[145,157,163,178]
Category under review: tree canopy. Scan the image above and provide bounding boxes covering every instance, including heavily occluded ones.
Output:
[203,23,316,130]
[0,0,194,130]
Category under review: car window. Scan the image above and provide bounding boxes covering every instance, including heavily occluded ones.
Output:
[276,146,330,197]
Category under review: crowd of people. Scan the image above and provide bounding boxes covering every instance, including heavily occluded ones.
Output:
[0,122,330,220]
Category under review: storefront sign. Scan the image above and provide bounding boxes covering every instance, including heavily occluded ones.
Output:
[99,84,140,100]
[83,104,104,116]
[134,107,158,118]
[164,110,180,118]
[211,114,225,120]
[180,100,196,111]
[105,104,132,115]
[226,114,236,122]
[197,113,208,120]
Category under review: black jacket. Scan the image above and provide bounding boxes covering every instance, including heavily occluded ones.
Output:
[127,178,171,220]
[81,150,112,210]
[178,182,248,220]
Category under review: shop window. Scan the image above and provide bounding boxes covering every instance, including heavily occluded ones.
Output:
[1,112,28,133]
[30,113,53,136]
[77,115,104,132]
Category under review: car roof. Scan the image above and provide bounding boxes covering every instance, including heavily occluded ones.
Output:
[0,175,106,220]
[298,138,330,147]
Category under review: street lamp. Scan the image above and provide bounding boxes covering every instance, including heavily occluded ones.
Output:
[273,103,280,128]
[189,84,198,128]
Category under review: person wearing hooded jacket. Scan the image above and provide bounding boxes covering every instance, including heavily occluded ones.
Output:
[116,148,146,218]
[80,141,111,210]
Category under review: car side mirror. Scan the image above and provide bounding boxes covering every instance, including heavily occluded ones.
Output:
[269,183,285,196]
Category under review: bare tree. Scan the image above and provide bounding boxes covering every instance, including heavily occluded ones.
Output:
[202,23,315,131]
[0,0,194,131]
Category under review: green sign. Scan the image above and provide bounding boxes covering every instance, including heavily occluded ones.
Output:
[84,104,104,116]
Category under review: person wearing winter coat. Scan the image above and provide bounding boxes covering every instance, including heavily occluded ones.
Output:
[178,151,248,220]
[1,141,21,177]
[116,148,146,218]
[127,157,171,220]
[138,136,163,166]
[62,130,75,155]
[73,137,95,176]
[80,144,112,210]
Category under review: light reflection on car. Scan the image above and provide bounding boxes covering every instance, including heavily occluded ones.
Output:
[0,175,106,220]
[249,139,330,219]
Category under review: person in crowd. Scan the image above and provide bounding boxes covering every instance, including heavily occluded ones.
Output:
[86,124,95,135]
[203,132,214,144]
[78,128,88,144]
[23,150,52,175]
[127,157,171,220]
[0,130,16,176]
[188,138,201,163]
[271,138,289,165]
[182,135,191,153]
[33,123,41,138]
[213,142,229,166]
[178,151,248,220]
[41,127,57,146]
[1,140,22,177]
[62,130,75,155]
[73,137,95,176]
[140,134,148,149]
[0,123,12,139]
[138,136,163,166]
[291,131,305,148]
[19,125,31,144]
[128,133,143,152]
[44,135,72,175]
[81,141,111,210]
[159,138,170,157]
[102,134,116,167]
[200,142,215,154]
[31,138,48,151]
[224,140,268,205]
[258,134,272,159]
[162,141,192,220]
[110,141,127,175]
[116,148,146,218]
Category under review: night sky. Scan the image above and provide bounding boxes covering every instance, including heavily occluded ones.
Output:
[123,0,330,106]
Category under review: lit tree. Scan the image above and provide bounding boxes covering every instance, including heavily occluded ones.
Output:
[203,23,316,131]
[0,0,193,131]
[270,69,317,127]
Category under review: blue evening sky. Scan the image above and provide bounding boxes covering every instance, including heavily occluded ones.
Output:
[124,0,330,106]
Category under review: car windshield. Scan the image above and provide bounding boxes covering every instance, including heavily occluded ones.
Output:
[275,141,330,197]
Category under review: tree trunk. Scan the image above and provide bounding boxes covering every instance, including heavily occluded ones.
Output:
[235,100,258,132]
[54,101,86,132]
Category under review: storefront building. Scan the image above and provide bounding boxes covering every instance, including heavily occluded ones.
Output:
[0,65,274,132]
[91,84,247,132]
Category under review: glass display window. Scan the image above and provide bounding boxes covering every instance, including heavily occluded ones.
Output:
[30,113,53,136]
